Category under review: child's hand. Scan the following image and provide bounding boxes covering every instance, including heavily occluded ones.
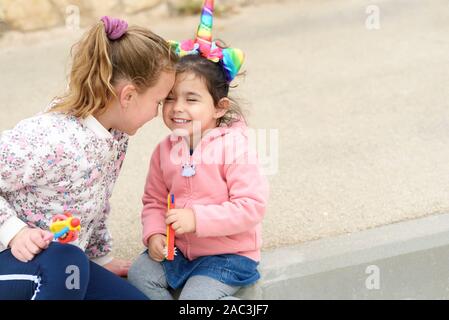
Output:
[148,234,166,262]
[165,208,196,235]
[103,258,132,277]
[9,227,53,263]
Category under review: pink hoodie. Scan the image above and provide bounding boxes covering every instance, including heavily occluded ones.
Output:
[141,121,269,262]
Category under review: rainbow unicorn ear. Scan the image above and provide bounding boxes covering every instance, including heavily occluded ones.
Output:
[168,0,245,83]
[222,47,245,83]
[169,39,199,57]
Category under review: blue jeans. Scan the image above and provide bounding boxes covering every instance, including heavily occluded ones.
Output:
[161,250,260,289]
[129,252,242,300]
[0,242,148,300]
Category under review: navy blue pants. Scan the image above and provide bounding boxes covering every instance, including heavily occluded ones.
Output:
[0,242,148,300]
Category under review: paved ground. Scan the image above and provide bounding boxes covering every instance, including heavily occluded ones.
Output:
[1,0,449,260]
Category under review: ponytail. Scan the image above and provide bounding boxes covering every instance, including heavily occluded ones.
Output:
[51,20,176,118]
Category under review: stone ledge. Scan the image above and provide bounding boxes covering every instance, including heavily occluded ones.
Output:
[237,212,449,299]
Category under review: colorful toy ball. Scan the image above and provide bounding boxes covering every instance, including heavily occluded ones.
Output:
[49,212,81,244]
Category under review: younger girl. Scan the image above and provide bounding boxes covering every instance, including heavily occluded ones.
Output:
[129,0,269,300]
[0,16,176,299]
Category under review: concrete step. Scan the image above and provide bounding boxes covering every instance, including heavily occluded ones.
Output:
[238,213,449,299]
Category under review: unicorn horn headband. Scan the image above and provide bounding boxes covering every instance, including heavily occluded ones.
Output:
[169,0,244,83]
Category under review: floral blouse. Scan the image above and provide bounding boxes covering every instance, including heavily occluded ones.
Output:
[0,111,128,264]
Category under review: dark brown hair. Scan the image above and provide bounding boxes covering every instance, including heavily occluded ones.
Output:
[175,54,245,126]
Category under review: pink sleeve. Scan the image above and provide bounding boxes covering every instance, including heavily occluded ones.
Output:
[192,152,269,238]
[141,145,169,246]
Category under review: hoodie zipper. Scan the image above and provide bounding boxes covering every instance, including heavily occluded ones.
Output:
[184,145,193,196]
[174,124,244,260]
[184,143,194,260]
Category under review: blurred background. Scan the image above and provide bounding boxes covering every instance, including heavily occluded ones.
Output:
[1,0,449,261]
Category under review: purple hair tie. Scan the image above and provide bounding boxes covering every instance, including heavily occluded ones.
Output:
[101,16,128,40]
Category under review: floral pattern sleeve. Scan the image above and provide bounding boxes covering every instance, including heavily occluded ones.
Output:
[0,112,129,256]
[0,121,50,247]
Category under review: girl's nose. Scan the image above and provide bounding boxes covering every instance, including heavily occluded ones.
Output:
[173,100,184,112]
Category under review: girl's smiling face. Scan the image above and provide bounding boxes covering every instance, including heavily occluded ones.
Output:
[163,71,228,144]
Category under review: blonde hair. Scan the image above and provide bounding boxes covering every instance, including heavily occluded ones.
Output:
[51,22,177,118]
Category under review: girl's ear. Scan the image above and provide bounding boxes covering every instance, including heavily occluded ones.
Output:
[118,84,137,111]
[214,98,230,119]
